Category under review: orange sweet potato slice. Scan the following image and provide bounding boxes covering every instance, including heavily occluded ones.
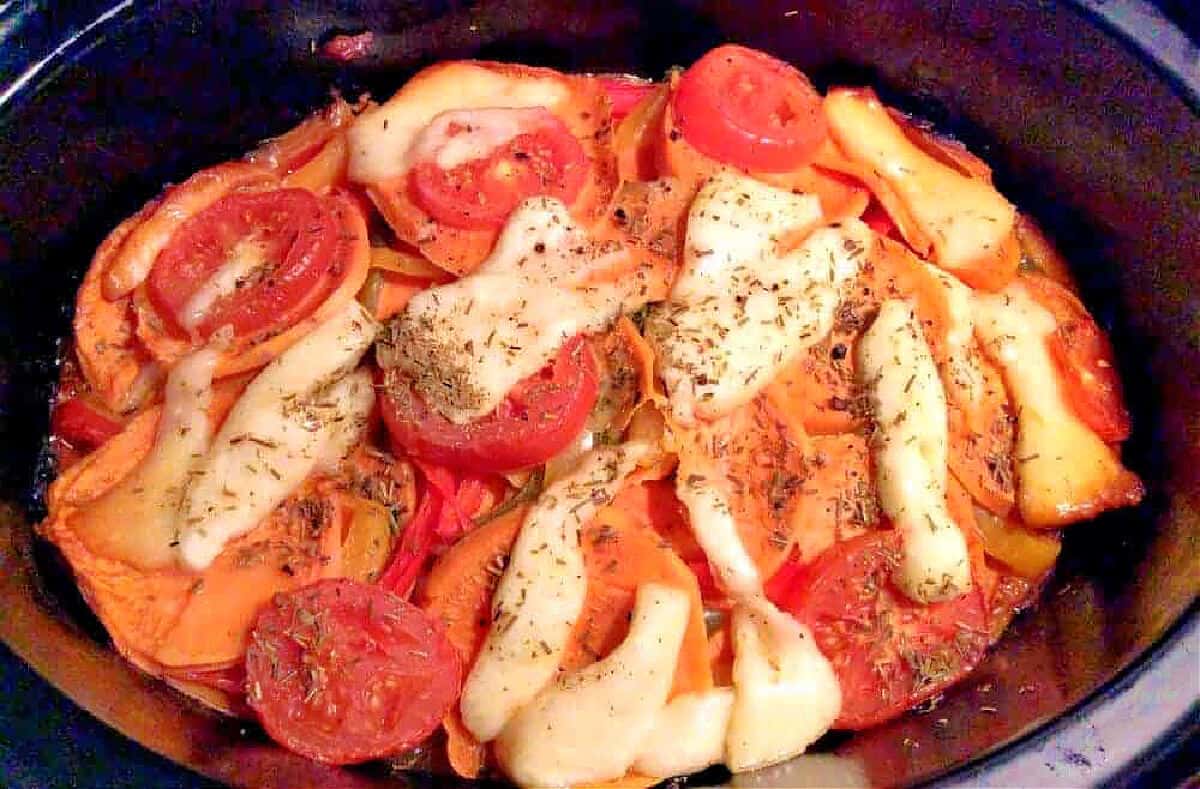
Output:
[420,508,529,779]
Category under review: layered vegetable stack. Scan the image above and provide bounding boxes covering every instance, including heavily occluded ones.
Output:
[41,45,1142,785]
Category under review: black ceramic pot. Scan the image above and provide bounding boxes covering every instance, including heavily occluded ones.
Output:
[0,2,1196,787]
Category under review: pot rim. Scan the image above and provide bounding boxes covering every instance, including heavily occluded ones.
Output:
[0,1,1195,787]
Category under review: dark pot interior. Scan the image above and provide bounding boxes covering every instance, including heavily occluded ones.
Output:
[0,1,1196,787]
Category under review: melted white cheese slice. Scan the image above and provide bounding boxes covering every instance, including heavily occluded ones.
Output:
[973,284,1132,526]
[74,346,220,570]
[726,598,842,773]
[647,172,868,425]
[674,445,761,600]
[348,62,569,183]
[633,688,735,779]
[177,302,378,569]
[408,107,546,171]
[380,197,632,424]
[495,582,689,787]
[858,299,972,603]
[460,442,647,743]
[922,262,985,405]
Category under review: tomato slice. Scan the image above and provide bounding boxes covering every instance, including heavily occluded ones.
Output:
[1021,274,1130,442]
[51,396,123,449]
[596,74,657,122]
[245,578,461,765]
[145,188,343,340]
[770,532,990,730]
[408,107,590,231]
[380,335,600,473]
[672,44,827,173]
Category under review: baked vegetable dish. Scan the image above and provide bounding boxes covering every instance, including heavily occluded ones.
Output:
[40,44,1143,785]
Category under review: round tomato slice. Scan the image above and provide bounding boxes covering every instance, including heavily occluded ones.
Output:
[771,532,989,730]
[408,107,589,231]
[381,335,599,473]
[146,188,342,340]
[673,44,827,173]
[1020,274,1131,442]
[245,578,461,765]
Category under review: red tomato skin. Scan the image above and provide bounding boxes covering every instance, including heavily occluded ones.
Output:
[1021,275,1131,442]
[596,75,656,122]
[51,397,123,449]
[145,188,342,339]
[861,201,899,239]
[673,44,827,173]
[377,482,442,598]
[771,532,989,730]
[409,109,590,231]
[245,579,461,765]
[380,335,600,473]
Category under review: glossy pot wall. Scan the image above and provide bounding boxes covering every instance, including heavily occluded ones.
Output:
[0,1,1196,787]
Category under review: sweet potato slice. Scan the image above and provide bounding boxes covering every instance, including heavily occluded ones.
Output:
[43,472,359,672]
[599,178,688,303]
[248,96,355,179]
[419,508,529,779]
[73,201,164,414]
[792,433,878,566]
[40,371,406,672]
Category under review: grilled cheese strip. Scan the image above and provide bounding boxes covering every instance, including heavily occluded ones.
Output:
[495,582,690,786]
[646,172,867,425]
[973,284,1141,526]
[633,689,735,779]
[378,197,631,424]
[858,299,972,603]
[726,598,842,772]
[177,302,378,569]
[825,88,1017,290]
[460,443,647,743]
[73,346,220,570]
[348,62,570,183]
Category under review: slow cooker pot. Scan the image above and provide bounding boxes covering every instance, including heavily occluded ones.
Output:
[0,1,1196,786]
